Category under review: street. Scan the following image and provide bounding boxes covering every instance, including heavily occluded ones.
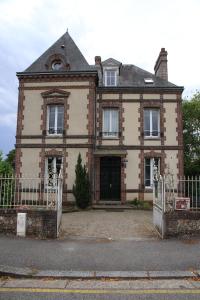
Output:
[0,235,200,272]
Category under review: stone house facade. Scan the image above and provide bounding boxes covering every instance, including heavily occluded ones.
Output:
[15,32,184,205]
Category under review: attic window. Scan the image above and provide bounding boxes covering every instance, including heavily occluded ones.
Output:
[105,70,117,86]
[144,78,154,84]
[51,60,63,70]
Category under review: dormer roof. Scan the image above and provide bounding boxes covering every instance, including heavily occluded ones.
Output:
[102,58,122,66]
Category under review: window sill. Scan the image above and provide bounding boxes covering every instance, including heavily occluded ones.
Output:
[144,187,153,193]
[144,137,161,140]
[46,134,63,137]
[102,136,120,140]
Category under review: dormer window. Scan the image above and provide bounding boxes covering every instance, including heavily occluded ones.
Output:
[105,70,117,86]
[51,60,63,70]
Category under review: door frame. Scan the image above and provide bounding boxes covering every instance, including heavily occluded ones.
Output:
[100,156,121,201]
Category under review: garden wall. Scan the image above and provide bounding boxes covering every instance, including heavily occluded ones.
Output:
[0,209,57,239]
[164,211,200,237]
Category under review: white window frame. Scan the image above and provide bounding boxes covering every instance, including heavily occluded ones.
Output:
[144,109,160,138]
[104,69,117,86]
[144,157,160,188]
[103,108,119,138]
[45,156,63,188]
[47,105,64,135]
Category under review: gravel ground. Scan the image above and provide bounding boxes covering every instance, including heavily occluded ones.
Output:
[60,210,157,240]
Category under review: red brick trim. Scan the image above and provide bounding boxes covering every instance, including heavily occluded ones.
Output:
[15,81,25,176]
[98,100,122,144]
[39,89,70,179]
[86,80,96,202]
[95,157,100,203]
[121,155,127,203]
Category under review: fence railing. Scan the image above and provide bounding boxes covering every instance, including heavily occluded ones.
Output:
[153,174,200,211]
[0,174,62,210]
[173,176,200,210]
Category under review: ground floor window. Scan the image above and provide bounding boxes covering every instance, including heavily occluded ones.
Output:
[145,157,160,188]
[45,156,62,187]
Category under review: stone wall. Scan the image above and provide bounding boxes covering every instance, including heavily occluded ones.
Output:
[164,211,200,237]
[0,209,57,239]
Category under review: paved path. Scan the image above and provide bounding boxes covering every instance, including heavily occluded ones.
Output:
[60,210,156,240]
[0,235,200,272]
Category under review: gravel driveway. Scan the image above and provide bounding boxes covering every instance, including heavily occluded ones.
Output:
[60,210,157,240]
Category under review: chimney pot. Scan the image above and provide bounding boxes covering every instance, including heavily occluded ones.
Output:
[154,48,168,81]
[95,56,101,65]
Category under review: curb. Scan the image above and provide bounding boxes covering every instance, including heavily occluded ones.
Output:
[0,265,199,280]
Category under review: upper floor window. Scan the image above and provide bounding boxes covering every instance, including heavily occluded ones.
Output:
[47,105,64,135]
[104,70,117,86]
[145,157,160,188]
[144,109,160,138]
[103,108,119,138]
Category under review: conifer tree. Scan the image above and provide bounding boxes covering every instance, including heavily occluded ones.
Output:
[73,153,90,208]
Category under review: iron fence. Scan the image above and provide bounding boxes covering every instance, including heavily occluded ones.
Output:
[0,174,62,209]
[153,174,200,211]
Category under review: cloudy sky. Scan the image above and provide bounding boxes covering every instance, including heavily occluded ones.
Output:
[0,0,200,156]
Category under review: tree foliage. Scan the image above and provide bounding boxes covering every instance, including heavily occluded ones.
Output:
[72,153,91,209]
[0,150,13,175]
[5,149,15,169]
[182,92,200,176]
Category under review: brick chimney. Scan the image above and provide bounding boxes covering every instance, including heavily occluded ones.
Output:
[95,56,101,65]
[154,48,168,81]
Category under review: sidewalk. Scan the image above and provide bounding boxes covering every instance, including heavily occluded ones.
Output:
[0,234,200,278]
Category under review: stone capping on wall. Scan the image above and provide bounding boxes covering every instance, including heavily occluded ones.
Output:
[0,209,57,239]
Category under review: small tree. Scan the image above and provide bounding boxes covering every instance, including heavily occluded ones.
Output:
[182,92,200,176]
[73,153,91,209]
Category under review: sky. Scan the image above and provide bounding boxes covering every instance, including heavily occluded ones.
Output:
[0,0,200,156]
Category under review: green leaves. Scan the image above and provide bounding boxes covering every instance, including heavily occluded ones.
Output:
[73,153,91,209]
[0,149,14,176]
[183,92,200,176]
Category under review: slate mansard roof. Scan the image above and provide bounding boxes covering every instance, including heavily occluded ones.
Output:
[21,32,183,90]
[25,32,91,72]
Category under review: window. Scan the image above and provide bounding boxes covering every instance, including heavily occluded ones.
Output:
[45,156,62,187]
[145,158,159,188]
[47,105,64,135]
[103,109,119,138]
[105,70,117,86]
[144,109,160,137]
[51,60,63,70]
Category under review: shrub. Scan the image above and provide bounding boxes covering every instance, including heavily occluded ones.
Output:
[130,198,152,210]
[72,153,91,209]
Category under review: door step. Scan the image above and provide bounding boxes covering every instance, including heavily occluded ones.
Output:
[92,204,134,210]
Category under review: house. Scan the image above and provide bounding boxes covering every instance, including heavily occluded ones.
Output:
[15,32,184,205]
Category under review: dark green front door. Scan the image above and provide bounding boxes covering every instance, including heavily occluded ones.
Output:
[100,157,121,201]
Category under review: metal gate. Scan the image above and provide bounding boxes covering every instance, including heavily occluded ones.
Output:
[56,170,63,237]
[153,174,165,238]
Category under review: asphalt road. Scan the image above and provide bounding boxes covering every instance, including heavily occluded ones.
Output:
[0,235,200,271]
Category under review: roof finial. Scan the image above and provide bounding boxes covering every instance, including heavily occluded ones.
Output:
[66,28,68,33]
